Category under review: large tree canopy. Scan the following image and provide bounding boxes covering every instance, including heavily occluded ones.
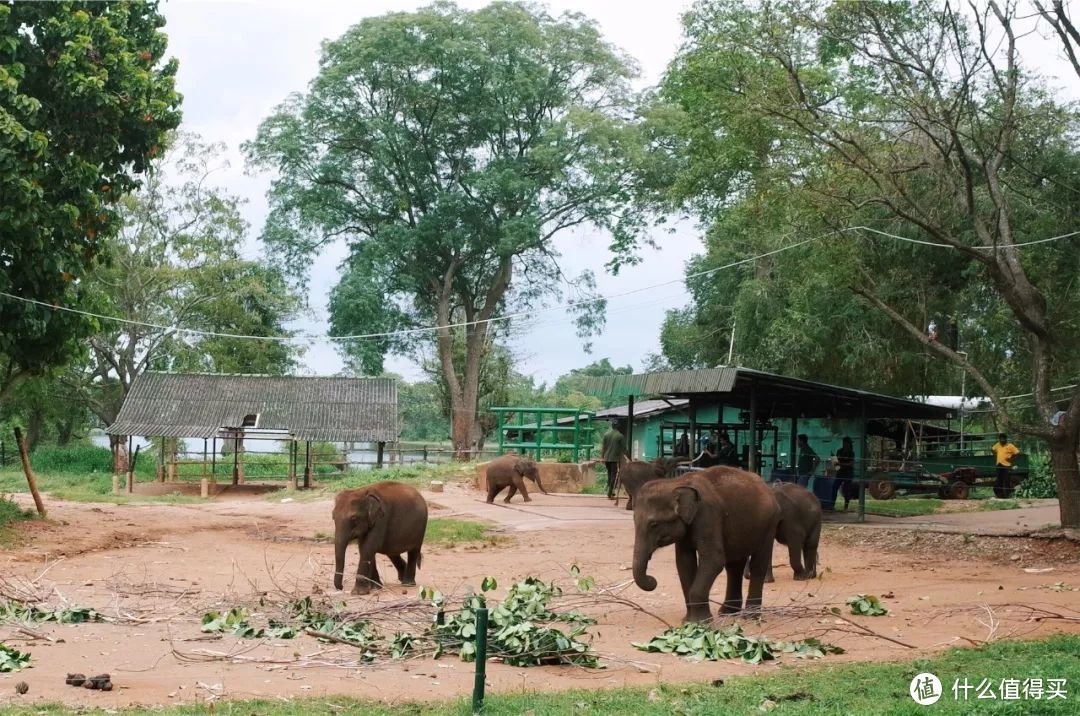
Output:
[65,135,302,443]
[645,0,1080,528]
[246,1,641,456]
[0,1,181,398]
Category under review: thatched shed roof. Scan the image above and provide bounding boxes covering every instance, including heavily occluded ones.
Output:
[107,372,399,442]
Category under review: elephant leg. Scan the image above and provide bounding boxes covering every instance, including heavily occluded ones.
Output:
[675,543,698,608]
[353,524,389,595]
[743,555,775,584]
[486,483,503,503]
[803,523,821,579]
[504,484,518,503]
[389,554,407,583]
[787,536,807,579]
[624,494,634,511]
[721,559,747,614]
[685,556,722,623]
[743,538,776,612]
[404,548,421,585]
[514,476,531,502]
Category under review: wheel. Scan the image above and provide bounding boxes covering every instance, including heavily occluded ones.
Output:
[868,476,897,500]
[948,481,971,500]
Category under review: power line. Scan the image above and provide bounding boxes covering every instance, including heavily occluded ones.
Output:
[1,225,1076,343]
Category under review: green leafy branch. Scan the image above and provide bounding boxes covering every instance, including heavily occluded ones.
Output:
[633,623,844,664]
[0,642,31,673]
[0,601,102,625]
[841,594,889,617]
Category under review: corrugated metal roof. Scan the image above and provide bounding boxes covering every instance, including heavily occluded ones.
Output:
[107,372,399,442]
[580,367,952,420]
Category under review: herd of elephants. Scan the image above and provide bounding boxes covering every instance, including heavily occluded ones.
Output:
[332,454,821,624]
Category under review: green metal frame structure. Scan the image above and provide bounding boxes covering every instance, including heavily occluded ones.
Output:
[492,407,595,461]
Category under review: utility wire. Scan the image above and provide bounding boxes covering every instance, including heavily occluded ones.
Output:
[1,225,1077,343]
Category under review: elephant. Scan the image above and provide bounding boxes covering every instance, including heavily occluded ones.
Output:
[332,481,428,595]
[632,466,780,623]
[744,481,822,582]
[485,454,548,503]
[619,457,682,510]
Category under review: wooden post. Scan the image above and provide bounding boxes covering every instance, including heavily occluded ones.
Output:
[158,439,165,482]
[232,435,239,486]
[304,440,312,488]
[202,439,208,485]
[376,441,385,469]
[126,436,134,493]
[287,439,297,490]
[858,399,868,523]
[627,395,635,460]
[13,428,46,517]
[748,380,759,474]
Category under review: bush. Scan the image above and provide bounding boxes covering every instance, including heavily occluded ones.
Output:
[26,444,154,477]
[1015,449,1057,498]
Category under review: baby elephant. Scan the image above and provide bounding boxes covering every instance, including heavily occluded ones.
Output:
[747,481,822,582]
[333,481,428,595]
[485,454,547,503]
[620,457,682,510]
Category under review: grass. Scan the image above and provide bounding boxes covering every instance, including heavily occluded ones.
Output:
[0,497,37,546]
[0,469,203,505]
[277,462,475,501]
[425,517,502,546]
[0,635,1076,714]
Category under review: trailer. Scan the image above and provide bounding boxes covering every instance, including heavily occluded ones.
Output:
[863,456,1029,501]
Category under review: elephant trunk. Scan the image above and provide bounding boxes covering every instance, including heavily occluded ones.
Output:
[533,473,549,494]
[334,530,349,591]
[632,540,657,591]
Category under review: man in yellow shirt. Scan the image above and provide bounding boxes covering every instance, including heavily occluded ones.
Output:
[991,433,1020,498]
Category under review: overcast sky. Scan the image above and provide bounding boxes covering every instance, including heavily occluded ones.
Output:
[159,0,699,385]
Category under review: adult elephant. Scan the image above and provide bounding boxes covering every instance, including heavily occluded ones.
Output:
[745,481,822,582]
[633,467,780,622]
[619,457,682,510]
[485,454,547,503]
[332,481,428,595]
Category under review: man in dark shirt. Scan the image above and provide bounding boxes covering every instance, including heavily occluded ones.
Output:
[796,434,819,488]
[601,420,629,499]
[674,430,691,459]
[716,432,739,467]
[831,436,856,509]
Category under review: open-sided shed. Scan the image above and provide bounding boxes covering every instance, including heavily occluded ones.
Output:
[582,366,954,519]
[107,372,399,490]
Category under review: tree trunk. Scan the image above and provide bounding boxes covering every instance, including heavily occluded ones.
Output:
[25,408,44,453]
[109,434,129,475]
[1048,435,1080,531]
[13,427,46,517]
[56,414,76,446]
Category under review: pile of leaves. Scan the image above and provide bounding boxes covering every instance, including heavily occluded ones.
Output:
[426,576,598,667]
[194,575,599,668]
[633,623,843,664]
[0,642,31,673]
[200,607,297,640]
[842,594,889,616]
[0,601,102,624]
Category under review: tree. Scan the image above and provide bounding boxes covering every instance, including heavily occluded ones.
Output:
[647,0,1080,528]
[0,1,181,400]
[246,1,641,457]
[66,135,302,469]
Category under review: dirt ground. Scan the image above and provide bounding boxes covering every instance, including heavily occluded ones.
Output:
[1,483,1079,710]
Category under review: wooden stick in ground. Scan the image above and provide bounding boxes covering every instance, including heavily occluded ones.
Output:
[13,427,46,517]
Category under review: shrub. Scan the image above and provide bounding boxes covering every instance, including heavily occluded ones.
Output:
[1015,449,1057,498]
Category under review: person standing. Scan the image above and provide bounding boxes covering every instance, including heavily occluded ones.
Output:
[796,434,819,488]
[716,432,739,467]
[674,430,691,459]
[991,433,1021,498]
[601,420,629,499]
[831,437,856,510]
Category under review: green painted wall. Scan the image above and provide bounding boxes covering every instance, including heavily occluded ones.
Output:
[629,407,865,478]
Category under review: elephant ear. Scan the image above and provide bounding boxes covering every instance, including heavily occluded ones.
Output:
[363,493,385,524]
[673,485,699,524]
[514,459,531,475]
